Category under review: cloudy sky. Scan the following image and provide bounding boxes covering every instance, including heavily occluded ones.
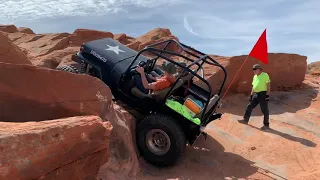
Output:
[1,0,319,63]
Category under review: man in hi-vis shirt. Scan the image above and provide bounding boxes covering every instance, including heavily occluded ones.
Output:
[238,64,271,130]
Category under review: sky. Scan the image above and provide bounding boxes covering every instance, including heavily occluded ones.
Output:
[1,0,319,63]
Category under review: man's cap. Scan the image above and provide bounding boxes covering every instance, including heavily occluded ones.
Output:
[177,61,187,67]
[252,64,262,70]
[161,62,177,74]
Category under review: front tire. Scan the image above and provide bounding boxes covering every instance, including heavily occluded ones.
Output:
[136,113,187,167]
[56,64,80,74]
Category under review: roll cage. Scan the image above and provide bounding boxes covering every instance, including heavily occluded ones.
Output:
[124,39,228,126]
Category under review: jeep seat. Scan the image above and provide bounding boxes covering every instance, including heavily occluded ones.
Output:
[131,79,184,100]
[194,94,220,119]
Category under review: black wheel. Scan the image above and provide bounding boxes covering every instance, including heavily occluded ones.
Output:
[136,113,187,167]
[56,65,79,74]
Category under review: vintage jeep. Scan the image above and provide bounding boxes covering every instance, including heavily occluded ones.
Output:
[56,38,227,167]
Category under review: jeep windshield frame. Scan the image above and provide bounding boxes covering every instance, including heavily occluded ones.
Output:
[124,39,227,125]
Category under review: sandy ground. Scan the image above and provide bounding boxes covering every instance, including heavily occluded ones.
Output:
[131,79,320,180]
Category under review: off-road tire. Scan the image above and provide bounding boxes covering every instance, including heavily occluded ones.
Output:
[136,113,187,167]
[56,65,79,74]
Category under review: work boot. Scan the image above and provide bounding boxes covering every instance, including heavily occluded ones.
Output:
[238,119,249,125]
[260,125,270,130]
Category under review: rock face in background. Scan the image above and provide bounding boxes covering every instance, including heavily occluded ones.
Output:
[0,24,18,33]
[17,27,35,34]
[0,25,181,69]
[69,29,114,47]
[308,61,320,76]
[197,53,308,94]
[113,33,135,45]
[0,116,112,180]
[0,32,31,65]
[134,28,180,53]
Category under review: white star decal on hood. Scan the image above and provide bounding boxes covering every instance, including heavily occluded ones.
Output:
[105,45,125,55]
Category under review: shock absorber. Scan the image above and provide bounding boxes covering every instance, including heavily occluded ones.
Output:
[80,60,87,73]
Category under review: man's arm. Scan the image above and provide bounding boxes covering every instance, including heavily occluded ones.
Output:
[147,74,157,81]
[265,73,271,95]
[138,69,155,90]
[267,82,271,95]
[251,87,255,95]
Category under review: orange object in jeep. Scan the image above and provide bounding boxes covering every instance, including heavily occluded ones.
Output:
[184,98,201,114]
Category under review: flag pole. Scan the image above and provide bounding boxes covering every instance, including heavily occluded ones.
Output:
[221,56,250,100]
[220,28,268,100]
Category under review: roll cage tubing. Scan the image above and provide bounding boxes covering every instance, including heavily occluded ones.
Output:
[124,39,227,124]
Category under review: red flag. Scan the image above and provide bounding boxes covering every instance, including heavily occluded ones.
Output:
[249,28,268,64]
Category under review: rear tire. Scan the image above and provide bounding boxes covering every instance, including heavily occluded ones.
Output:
[56,65,79,74]
[136,113,187,167]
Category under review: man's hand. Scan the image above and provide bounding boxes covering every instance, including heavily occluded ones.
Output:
[147,74,157,81]
[265,95,270,102]
[249,95,253,101]
[136,66,144,74]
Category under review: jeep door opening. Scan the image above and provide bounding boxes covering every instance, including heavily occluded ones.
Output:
[57,38,228,167]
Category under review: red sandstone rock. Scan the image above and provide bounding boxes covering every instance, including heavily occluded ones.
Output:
[0,60,139,179]
[0,24,18,33]
[97,103,140,179]
[126,41,141,51]
[114,33,135,45]
[134,28,180,53]
[17,27,35,34]
[0,32,31,65]
[34,46,80,69]
[0,115,112,180]
[69,29,114,46]
[18,33,70,57]
[200,53,307,94]
[0,62,112,122]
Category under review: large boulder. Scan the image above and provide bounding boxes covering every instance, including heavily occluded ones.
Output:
[37,46,80,69]
[0,62,141,179]
[113,33,135,45]
[0,32,31,65]
[97,102,141,179]
[126,41,141,51]
[0,62,112,122]
[308,61,320,76]
[17,27,35,34]
[69,29,114,47]
[0,115,112,180]
[134,28,180,53]
[0,24,18,33]
[6,32,72,68]
[199,53,308,94]
[18,33,70,58]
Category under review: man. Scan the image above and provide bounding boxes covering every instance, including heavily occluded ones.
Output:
[238,64,271,130]
[134,61,176,94]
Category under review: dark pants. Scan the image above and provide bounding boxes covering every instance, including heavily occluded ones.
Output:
[243,91,269,126]
[134,74,153,94]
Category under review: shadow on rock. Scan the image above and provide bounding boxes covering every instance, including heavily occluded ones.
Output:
[249,125,317,147]
[137,135,270,180]
[219,87,319,117]
[0,92,86,122]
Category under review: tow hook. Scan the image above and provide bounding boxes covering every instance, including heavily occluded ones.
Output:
[203,132,208,140]
[200,126,208,140]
